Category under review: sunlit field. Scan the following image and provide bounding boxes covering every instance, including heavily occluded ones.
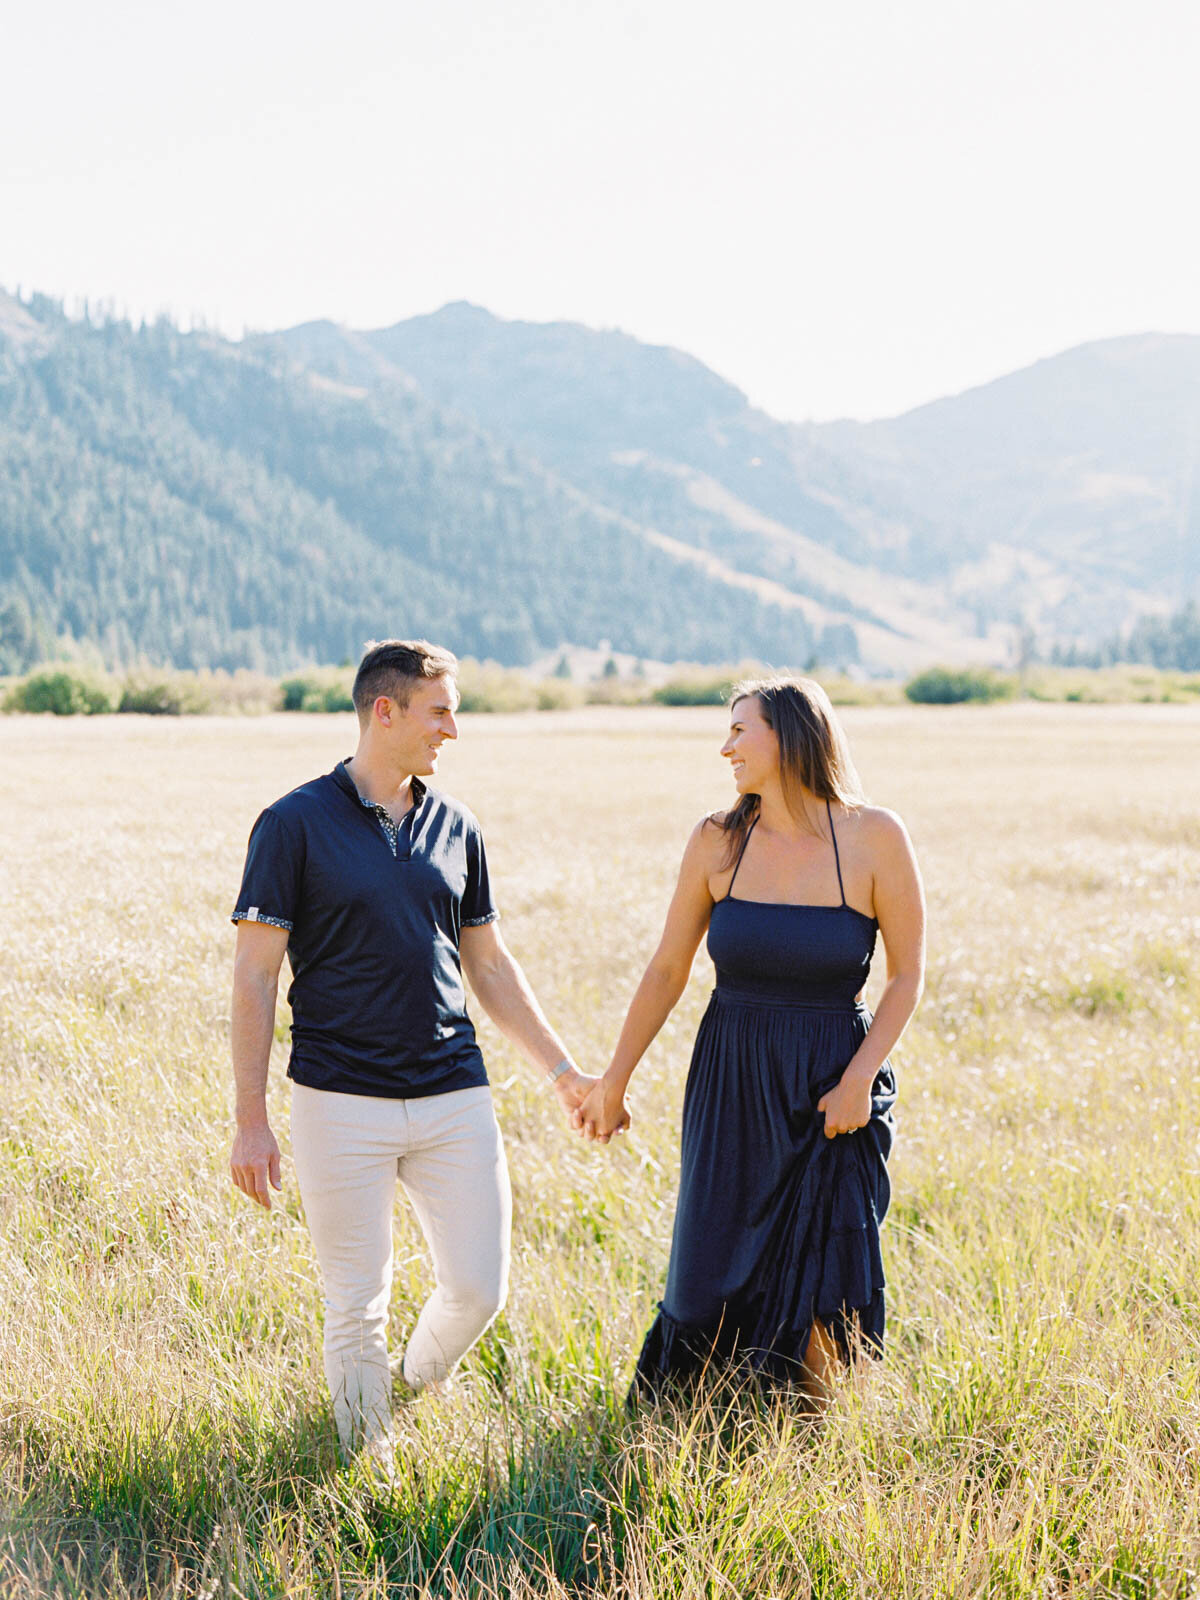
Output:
[2,704,1198,1598]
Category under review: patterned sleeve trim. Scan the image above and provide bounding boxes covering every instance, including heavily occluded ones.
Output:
[462,910,500,928]
[231,909,294,930]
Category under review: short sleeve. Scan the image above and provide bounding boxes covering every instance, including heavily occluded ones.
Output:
[461,823,498,928]
[231,809,303,931]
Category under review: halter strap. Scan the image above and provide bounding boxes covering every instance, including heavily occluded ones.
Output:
[723,815,759,900]
[826,798,847,907]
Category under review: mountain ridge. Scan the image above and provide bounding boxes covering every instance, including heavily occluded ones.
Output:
[2,289,1196,675]
[344,303,1198,638]
[0,297,830,672]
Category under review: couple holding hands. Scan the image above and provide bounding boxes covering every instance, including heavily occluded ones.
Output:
[230,639,924,1463]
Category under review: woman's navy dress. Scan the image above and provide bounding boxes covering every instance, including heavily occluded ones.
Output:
[632,805,896,1396]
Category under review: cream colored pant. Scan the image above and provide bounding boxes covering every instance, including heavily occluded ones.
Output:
[290,1081,511,1449]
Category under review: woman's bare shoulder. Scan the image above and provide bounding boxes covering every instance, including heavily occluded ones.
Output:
[687,810,731,850]
[850,805,915,862]
[675,811,728,870]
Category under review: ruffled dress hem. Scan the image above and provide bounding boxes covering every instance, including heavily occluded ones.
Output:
[630,1285,885,1404]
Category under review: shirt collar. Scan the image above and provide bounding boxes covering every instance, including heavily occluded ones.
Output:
[333,760,426,811]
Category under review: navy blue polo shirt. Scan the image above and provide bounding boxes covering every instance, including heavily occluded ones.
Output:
[232,761,498,1099]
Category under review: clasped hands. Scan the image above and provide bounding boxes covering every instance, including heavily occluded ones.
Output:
[554,1066,631,1145]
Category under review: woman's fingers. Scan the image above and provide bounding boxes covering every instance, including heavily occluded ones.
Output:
[573,1092,602,1138]
[817,1083,870,1138]
[571,1090,632,1146]
[817,1090,836,1138]
[823,1115,866,1139]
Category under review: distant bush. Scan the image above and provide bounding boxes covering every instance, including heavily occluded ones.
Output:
[1026,665,1200,704]
[5,669,113,715]
[118,672,212,715]
[280,674,355,713]
[817,675,904,707]
[535,680,584,711]
[118,681,183,715]
[195,669,280,716]
[582,678,650,707]
[456,660,544,713]
[652,675,733,707]
[904,667,1015,705]
[318,684,356,713]
[443,660,587,713]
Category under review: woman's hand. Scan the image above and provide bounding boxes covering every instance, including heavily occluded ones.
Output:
[816,1064,874,1139]
[570,1076,632,1144]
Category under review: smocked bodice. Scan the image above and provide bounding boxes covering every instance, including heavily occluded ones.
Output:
[707,895,876,1008]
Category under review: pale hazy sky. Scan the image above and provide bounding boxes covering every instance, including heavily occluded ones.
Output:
[4,0,1198,421]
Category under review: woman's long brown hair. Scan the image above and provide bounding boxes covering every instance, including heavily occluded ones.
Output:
[718,676,866,867]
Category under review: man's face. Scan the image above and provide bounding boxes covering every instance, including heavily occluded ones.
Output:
[388,674,460,776]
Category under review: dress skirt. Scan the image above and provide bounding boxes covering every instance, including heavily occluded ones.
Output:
[631,986,895,1398]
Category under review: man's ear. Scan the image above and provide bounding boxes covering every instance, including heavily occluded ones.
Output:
[373,694,393,727]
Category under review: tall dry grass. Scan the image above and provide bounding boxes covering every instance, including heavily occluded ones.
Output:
[1,704,1198,1597]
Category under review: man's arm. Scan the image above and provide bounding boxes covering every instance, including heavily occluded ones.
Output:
[230,920,290,1208]
[459,920,597,1117]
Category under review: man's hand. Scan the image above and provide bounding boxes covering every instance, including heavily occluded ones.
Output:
[551,1065,600,1119]
[231,1122,283,1208]
[570,1077,632,1145]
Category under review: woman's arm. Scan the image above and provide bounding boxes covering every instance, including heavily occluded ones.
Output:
[573,819,719,1143]
[818,808,926,1138]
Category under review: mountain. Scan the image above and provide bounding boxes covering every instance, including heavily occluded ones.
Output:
[2,289,1197,676]
[816,334,1200,637]
[319,308,1200,649]
[262,308,1001,672]
[0,292,830,673]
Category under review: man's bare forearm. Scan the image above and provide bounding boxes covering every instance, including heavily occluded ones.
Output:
[231,968,278,1126]
[470,950,570,1075]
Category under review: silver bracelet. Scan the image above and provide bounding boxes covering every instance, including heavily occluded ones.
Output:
[546,1057,573,1084]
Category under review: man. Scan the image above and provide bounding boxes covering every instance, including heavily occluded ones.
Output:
[230,639,594,1462]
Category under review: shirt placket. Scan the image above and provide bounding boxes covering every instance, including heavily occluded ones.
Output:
[361,796,415,861]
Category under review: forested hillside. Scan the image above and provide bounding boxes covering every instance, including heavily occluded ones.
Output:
[268,308,956,663]
[0,294,819,673]
[4,289,1197,676]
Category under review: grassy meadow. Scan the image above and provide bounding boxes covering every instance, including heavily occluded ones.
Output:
[1,703,1198,1598]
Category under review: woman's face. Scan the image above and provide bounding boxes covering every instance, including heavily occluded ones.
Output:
[721,695,779,794]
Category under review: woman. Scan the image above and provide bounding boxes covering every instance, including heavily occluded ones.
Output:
[573,677,925,1399]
